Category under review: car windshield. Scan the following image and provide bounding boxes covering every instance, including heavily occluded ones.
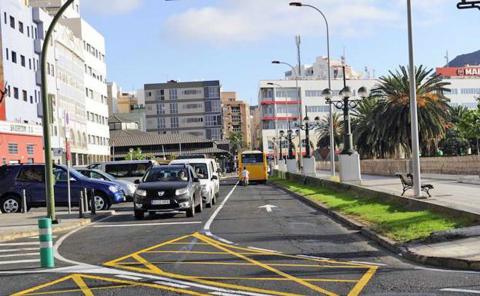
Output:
[143,167,189,183]
[190,163,208,179]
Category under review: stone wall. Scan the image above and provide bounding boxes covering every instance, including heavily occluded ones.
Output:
[316,156,480,176]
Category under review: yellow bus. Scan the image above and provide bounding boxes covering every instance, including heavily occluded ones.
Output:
[238,150,268,184]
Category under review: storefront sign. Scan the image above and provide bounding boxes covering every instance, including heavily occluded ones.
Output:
[437,66,480,78]
[0,121,43,136]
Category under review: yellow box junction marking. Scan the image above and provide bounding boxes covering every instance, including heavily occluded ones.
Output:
[104,232,378,296]
[11,273,209,296]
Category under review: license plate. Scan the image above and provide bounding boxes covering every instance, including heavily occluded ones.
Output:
[152,200,170,205]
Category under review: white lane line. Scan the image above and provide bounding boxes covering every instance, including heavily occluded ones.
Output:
[210,292,243,296]
[247,247,280,254]
[154,281,190,289]
[204,182,239,231]
[0,248,38,253]
[115,274,143,281]
[0,252,39,258]
[0,242,39,246]
[93,221,202,228]
[414,266,480,274]
[205,231,235,245]
[296,254,330,260]
[0,259,40,265]
[349,261,387,267]
[440,288,480,294]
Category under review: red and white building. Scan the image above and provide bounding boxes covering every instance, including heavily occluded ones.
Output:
[0,121,43,164]
[436,65,480,109]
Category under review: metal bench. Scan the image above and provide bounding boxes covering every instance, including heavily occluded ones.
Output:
[395,173,434,197]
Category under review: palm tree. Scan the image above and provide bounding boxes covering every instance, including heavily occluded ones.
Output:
[369,65,451,157]
[228,132,243,154]
[316,113,343,150]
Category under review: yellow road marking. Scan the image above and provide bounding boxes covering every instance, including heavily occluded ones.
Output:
[192,276,358,283]
[146,250,272,255]
[131,254,163,274]
[117,260,369,269]
[13,284,139,296]
[13,273,210,296]
[194,233,339,296]
[348,266,378,296]
[71,274,94,296]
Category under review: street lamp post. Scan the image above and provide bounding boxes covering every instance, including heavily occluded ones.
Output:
[407,0,422,197]
[289,1,335,177]
[272,61,303,171]
[41,0,75,222]
[323,86,369,155]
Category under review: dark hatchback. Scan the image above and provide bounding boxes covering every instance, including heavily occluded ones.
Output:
[0,164,126,213]
[133,165,202,219]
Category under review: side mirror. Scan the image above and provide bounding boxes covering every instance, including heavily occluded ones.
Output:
[211,175,218,180]
[193,177,200,183]
[134,179,141,184]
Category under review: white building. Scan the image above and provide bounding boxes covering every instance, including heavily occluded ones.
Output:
[258,79,378,157]
[437,66,480,109]
[1,0,42,124]
[284,56,367,81]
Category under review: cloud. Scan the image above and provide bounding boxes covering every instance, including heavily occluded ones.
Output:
[82,0,143,15]
[163,0,401,45]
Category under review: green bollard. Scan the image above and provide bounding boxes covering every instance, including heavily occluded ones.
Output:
[38,218,55,268]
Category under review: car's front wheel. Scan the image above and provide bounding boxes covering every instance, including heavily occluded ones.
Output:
[93,194,109,211]
[134,210,144,220]
[186,196,195,218]
[1,195,22,213]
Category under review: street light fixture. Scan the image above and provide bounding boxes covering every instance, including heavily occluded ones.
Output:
[271,60,303,170]
[279,130,286,161]
[322,86,369,155]
[289,1,336,177]
[295,107,322,158]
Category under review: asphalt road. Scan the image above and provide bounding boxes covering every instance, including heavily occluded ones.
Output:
[1,178,480,295]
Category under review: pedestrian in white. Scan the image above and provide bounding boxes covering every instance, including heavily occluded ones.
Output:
[241,167,250,186]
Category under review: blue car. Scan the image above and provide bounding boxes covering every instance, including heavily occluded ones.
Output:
[0,164,126,213]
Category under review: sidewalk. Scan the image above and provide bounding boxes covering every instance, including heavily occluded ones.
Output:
[0,209,114,242]
[310,170,480,270]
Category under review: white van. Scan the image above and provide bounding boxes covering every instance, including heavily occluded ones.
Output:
[170,158,220,207]
[87,160,158,183]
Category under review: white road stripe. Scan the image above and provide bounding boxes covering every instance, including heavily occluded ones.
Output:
[0,252,39,258]
[440,288,480,294]
[0,259,40,265]
[210,292,243,296]
[204,182,238,231]
[247,247,280,254]
[93,221,202,228]
[154,281,190,289]
[0,242,39,246]
[349,261,387,267]
[115,274,143,281]
[0,248,38,253]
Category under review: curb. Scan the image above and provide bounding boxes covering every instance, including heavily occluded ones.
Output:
[0,211,115,243]
[271,182,480,271]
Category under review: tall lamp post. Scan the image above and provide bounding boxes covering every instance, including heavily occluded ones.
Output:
[406,0,422,197]
[323,86,369,154]
[272,60,303,172]
[289,1,336,177]
[41,0,75,222]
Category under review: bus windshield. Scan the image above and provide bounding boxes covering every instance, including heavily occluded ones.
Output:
[242,154,263,164]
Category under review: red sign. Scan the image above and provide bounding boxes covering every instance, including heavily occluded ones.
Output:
[437,66,480,77]
[66,142,71,161]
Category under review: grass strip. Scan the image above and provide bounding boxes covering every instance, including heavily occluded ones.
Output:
[270,176,474,243]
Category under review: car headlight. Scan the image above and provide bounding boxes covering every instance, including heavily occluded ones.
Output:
[175,188,189,196]
[135,189,147,197]
[109,185,119,193]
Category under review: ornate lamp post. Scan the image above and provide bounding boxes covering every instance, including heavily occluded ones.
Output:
[278,130,286,161]
[322,86,368,155]
[295,107,322,158]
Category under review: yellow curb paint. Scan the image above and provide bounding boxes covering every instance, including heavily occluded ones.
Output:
[348,266,378,296]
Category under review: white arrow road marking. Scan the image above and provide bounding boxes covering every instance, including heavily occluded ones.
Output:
[440,288,480,294]
[258,205,277,213]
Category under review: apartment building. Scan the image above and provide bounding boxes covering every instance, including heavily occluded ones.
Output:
[145,80,223,140]
[221,91,251,149]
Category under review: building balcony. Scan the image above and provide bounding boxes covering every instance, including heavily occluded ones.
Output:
[262,116,299,121]
[261,100,301,105]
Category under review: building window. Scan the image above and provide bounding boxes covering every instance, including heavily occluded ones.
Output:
[27,26,30,37]
[19,21,23,33]
[183,89,200,95]
[11,51,17,63]
[9,16,15,29]
[3,12,6,24]
[13,87,19,99]
[171,117,179,128]
[20,55,25,67]
[8,143,18,154]
[22,90,27,102]
[27,145,35,155]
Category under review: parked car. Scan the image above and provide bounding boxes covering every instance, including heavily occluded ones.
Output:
[133,165,202,219]
[87,160,157,182]
[170,158,220,207]
[75,168,136,201]
[0,164,126,213]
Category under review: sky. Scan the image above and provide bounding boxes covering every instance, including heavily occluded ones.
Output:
[81,0,480,105]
